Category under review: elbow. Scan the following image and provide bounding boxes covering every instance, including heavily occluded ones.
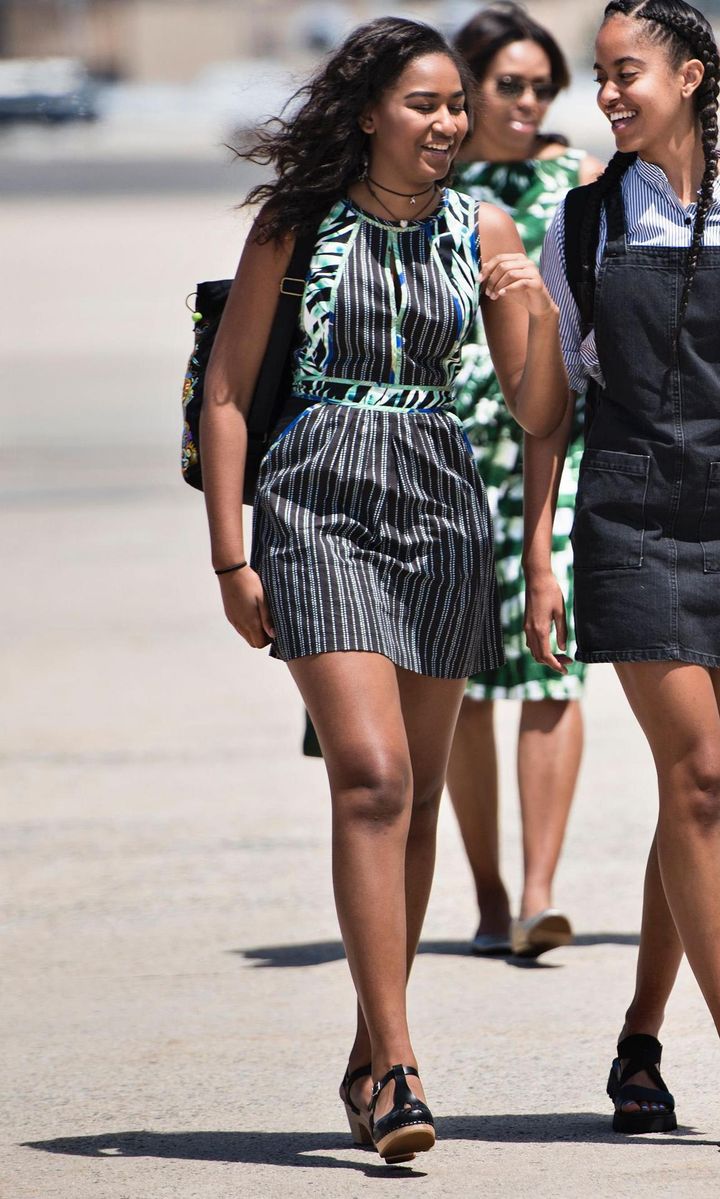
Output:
[204,377,236,411]
[519,385,572,438]
[514,403,564,438]
[524,406,565,438]
[203,358,248,414]
[203,378,247,420]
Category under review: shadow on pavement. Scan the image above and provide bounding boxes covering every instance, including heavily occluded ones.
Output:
[20,1130,423,1176]
[435,1114,712,1146]
[21,1118,716,1169]
[236,933,640,968]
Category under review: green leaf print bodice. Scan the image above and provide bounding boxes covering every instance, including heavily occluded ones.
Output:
[453,150,585,445]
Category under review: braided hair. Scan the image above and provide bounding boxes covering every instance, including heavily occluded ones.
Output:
[600,1,719,336]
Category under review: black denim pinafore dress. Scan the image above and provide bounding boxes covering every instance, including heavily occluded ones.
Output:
[572,184,720,667]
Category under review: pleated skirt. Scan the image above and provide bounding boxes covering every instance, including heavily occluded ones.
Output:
[251,402,503,679]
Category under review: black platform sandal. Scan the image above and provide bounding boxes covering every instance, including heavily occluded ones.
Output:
[369,1064,435,1163]
[607,1034,677,1134]
[340,1063,373,1147]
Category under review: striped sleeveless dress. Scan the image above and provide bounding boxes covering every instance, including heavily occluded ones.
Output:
[251,188,503,679]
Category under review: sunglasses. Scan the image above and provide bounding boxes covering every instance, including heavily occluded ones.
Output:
[494,75,558,103]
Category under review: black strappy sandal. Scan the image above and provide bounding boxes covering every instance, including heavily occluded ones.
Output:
[339,1063,373,1147]
[607,1034,677,1134]
[369,1064,435,1163]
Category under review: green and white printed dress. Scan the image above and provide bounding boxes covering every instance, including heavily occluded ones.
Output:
[453,149,588,701]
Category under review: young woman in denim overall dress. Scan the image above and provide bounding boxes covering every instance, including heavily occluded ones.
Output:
[527,0,720,1135]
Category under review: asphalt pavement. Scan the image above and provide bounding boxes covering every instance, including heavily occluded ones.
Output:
[2,161,719,1199]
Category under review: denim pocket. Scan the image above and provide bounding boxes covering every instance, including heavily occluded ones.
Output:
[572,447,650,571]
[700,461,720,573]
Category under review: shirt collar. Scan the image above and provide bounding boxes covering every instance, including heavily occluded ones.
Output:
[632,155,720,211]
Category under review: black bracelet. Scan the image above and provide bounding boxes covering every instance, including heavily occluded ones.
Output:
[214,561,247,576]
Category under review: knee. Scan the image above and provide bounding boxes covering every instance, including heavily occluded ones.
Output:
[668,754,720,832]
[411,772,445,820]
[333,758,412,829]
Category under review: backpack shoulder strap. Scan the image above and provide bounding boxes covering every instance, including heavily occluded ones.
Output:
[563,180,603,338]
[246,222,320,436]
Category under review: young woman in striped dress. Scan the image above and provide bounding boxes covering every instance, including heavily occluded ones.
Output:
[446,1,604,960]
[528,0,720,1135]
[201,17,567,1162]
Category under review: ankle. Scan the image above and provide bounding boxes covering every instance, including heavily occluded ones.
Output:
[475,882,511,913]
[347,1018,372,1073]
[372,1053,418,1082]
[519,880,552,918]
[347,1056,372,1082]
[619,1008,665,1046]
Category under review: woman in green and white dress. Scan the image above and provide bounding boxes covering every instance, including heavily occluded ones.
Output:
[447,2,603,957]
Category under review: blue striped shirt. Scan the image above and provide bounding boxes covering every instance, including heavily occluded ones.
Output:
[540,157,720,392]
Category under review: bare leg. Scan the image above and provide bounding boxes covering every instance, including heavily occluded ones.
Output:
[290,652,464,1121]
[517,698,583,919]
[398,665,466,960]
[612,662,720,1109]
[620,832,684,1041]
[346,667,466,1117]
[290,653,413,1090]
[446,697,511,937]
[613,831,685,1113]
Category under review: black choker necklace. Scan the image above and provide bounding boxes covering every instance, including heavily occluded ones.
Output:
[366,175,436,206]
[365,179,438,226]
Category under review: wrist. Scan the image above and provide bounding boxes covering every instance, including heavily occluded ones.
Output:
[214,560,248,576]
[522,555,554,579]
[529,300,559,324]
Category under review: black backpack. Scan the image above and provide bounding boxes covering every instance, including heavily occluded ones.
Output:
[181,225,319,503]
[561,179,608,432]
[563,179,604,336]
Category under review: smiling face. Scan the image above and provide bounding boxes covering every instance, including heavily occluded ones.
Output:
[360,52,469,188]
[474,39,556,157]
[594,14,704,160]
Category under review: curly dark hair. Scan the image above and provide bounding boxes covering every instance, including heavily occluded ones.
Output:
[239,16,476,241]
[594,1,719,339]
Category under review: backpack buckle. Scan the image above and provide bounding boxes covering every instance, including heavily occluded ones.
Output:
[280,276,306,296]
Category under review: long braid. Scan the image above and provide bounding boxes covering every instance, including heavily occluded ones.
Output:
[579,150,636,272]
[665,8,720,327]
[603,1,720,337]
[573,150,636,336]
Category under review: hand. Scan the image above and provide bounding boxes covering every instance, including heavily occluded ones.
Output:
[218,566,276,648]
[480,253,558,318]
[524,571,573,674]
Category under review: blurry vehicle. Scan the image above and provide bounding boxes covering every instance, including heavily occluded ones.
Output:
[0,58,98,123]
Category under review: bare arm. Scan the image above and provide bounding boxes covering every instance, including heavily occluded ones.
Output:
[522,393,578,673]
[200,220,294,647]
[478,203,568,437]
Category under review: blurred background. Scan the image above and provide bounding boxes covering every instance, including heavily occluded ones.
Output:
[4,0,703,194]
